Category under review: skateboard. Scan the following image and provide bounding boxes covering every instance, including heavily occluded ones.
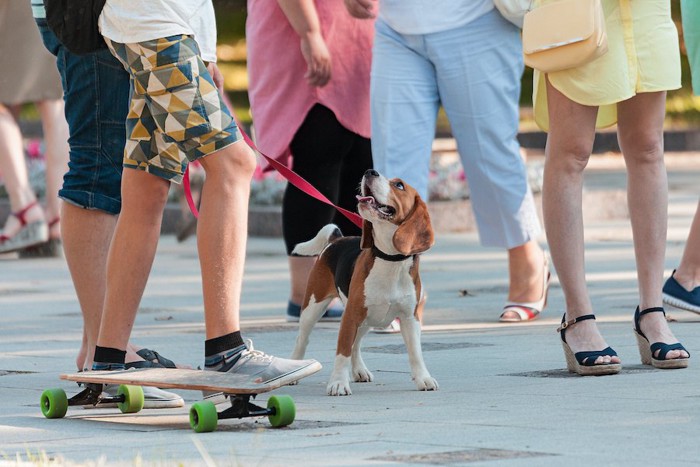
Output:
[40,366,320,433]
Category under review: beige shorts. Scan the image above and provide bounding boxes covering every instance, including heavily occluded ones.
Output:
[106,34,242,183]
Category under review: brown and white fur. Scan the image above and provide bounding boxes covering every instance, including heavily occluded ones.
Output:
[291,169,438,396]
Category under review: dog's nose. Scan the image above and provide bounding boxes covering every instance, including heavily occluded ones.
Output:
[365,169,379,178]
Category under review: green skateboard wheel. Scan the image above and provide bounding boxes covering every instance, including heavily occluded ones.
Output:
[40,388,68,419]
[117,385,144,413]
[190,401,218,433]
[267,395,295,427]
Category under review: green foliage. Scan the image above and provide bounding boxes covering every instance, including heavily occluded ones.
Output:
[213,0,247,43]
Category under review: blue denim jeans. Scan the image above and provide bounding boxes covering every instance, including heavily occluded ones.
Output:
[36,19,129,214]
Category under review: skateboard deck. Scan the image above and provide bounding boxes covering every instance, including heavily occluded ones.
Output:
[42,364,322,432]
[61,367,294,394]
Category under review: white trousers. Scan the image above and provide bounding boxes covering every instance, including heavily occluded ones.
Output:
[370,9,541,248]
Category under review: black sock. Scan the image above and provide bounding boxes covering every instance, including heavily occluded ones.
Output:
[92,346,126,371]
[205,331,245,357]
[204,332,246,369]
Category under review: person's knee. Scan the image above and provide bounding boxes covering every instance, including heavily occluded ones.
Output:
[200,142,257,184]
[621,133,664,166]
[122,170,170,215]
[548,137,593,173]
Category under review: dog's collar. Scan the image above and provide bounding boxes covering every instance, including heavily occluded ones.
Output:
[371,246,414,262]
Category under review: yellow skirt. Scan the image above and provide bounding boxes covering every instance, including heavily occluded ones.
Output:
[532,0,681,131]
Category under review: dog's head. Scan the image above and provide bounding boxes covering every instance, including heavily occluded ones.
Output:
[356,169,434,256]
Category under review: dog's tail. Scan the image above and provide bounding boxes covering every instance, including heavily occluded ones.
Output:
[291,224,343,257]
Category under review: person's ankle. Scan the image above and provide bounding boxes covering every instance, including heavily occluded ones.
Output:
[204,343,246,371]
[92,346,126,371]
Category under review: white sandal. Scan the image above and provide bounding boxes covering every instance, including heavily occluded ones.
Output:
[500,253,550,322]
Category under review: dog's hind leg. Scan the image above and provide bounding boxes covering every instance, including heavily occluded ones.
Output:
[291,294,334,360]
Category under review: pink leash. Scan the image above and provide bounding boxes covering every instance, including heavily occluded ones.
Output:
[183,94,363,229]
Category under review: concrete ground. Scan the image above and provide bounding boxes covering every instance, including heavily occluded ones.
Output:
[1,153,699,466]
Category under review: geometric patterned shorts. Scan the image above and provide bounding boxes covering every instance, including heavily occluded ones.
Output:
[105,35,242,183]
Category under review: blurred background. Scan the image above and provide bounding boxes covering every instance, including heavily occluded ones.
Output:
[210,0,700,133]
[3,1,699,235]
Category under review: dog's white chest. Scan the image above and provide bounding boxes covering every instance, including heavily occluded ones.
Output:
[363,260,416,324]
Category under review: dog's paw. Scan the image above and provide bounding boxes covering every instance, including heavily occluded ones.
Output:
[353,366,374,383]
[414,375,439,391]
[327,380,352,396]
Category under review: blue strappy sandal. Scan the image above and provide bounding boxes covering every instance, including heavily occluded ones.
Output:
[557,314,621,376]
[633,306,689,369]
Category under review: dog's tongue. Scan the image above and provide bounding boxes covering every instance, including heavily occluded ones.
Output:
[356,195,374,204]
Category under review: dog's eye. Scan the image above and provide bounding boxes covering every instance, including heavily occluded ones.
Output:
[393,181,405,190]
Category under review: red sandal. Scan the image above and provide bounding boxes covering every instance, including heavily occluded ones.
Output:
[19,216,63,258]
[0,201,48,254]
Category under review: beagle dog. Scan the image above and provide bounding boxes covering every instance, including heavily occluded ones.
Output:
[291,169,438,396]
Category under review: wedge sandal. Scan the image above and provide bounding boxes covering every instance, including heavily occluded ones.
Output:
[557,314,621,376]
[633,306,689,369]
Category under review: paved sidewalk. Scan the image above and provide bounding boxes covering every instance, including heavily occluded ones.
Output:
[1,154,700,466]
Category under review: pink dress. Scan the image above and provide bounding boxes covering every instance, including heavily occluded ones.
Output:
[246,0,374,167]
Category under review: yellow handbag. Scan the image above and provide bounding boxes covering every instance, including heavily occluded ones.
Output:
[522,0,608,73]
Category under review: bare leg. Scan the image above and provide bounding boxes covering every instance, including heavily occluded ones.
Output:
[196,141,257,338]
[36,100,69,237]
[96,168,170,351]
[500,240,546,321]
[289,256,316,305]
[542,80,619,365]
[0,105,44,232]
[674,201,700,289]
[617,91,687,359]
[62,204,117,369]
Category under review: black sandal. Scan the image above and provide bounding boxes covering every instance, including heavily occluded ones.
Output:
[557,314,621,376]
[125,348,177,369]
[633,306,689,369]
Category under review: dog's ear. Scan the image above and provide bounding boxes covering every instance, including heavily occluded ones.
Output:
[361,219,374,249]
[393,196,434,255]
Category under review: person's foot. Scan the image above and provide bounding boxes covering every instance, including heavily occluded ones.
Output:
[126,348,178,369]
[77,343,188,371]
[18,217,63,258]
[82,384,184,409]
[636,309,689,360]
[204,340,321,404]
[370,318,401,334]
[175,213,198,243]
[0,201,48,254]
[501,248,549,322]
[286,300,343,322]
[663,270,700,314]
[560,315,621,365]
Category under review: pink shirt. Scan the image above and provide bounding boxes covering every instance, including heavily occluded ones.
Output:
[246,0,374,166]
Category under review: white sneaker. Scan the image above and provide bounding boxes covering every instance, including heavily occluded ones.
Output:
[204,339,321,405]
[83,384,184,409]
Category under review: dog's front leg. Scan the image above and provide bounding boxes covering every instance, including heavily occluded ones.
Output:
[400,316,438,391]
[351,325,373,383]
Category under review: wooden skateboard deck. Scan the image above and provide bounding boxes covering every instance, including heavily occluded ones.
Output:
[43,364,322,432]
[60,367,294,395]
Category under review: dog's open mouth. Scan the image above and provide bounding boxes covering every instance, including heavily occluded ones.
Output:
[356,194,396,218]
